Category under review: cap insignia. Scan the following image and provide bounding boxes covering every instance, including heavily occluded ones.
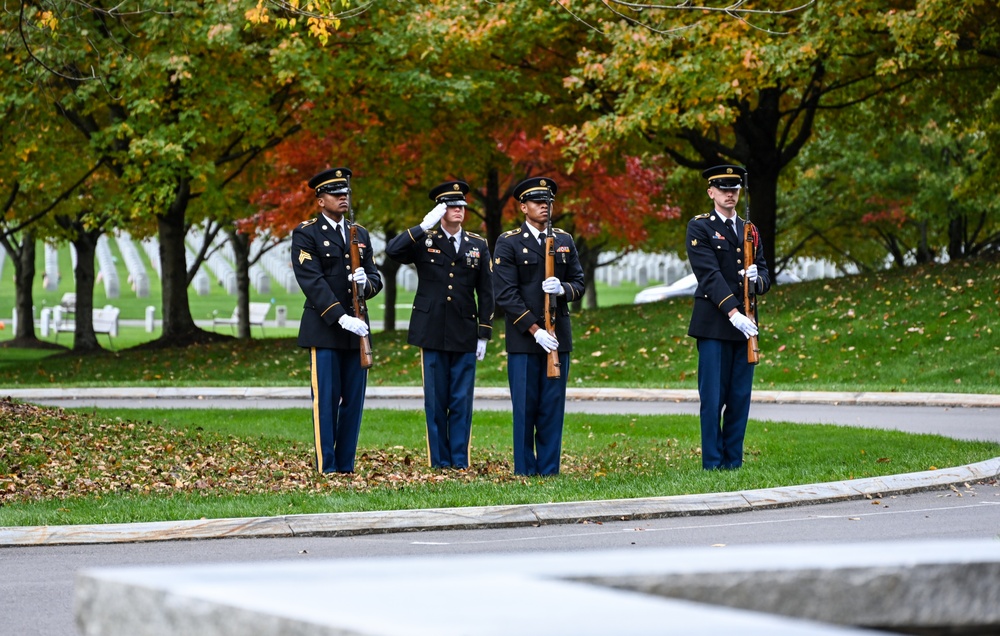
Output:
[453,184,461,191]
[335,170,343,177]
[726,168,734,174]
[539,179,547,186]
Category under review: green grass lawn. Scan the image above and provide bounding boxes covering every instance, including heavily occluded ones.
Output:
[2,403,996,527]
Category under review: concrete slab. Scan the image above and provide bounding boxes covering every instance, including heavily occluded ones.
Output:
[75,540,1000,636]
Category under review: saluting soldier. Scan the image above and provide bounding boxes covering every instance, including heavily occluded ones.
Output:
[686,164,770,470]
[493,177,585,476]
[291,167,383,474]
[385,180,494,470]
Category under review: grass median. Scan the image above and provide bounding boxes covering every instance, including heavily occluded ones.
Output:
[2,401,998,527]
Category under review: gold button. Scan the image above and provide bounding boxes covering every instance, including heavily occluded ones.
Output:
[448,285,453,290]
[451,262,456,266]
[449,273,454,278]
[447,296,452,302]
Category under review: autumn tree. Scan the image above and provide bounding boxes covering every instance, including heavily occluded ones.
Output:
[553,2,944,273]
[7,1,339,347]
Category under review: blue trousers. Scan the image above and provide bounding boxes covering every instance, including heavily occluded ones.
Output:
[696,338,755,470]
[507,352,570,476]
[421,349,477,468]
[309,347,367,473]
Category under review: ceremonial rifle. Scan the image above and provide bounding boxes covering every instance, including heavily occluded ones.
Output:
[543,195,561,379]
[742,171,760,365]
[346,175,374,369]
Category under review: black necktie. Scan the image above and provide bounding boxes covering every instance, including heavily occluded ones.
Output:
[452,236,459,254]
[725,218,737,242]
[336,224,345,246]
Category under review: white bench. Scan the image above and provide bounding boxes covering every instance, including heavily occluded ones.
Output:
[53,305,120,347]
[213,302,271,335]
[59,292,77,315]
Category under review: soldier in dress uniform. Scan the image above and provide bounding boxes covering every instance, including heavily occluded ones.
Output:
[493,177,585,476]
[686,164,770,470]
[291,167,383,473]
[385,180,494,469]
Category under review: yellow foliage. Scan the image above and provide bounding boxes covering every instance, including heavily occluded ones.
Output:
[37,11,59,31]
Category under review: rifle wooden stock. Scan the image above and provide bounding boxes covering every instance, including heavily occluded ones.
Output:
[543,233,561,379]
[349,222,374,370]
[743,221,760,365]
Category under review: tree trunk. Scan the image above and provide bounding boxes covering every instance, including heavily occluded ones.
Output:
[10,232,43,344]
[483,166,505,253]
[227,229,253,340]
[379,229,401,332]
[914,220,934,264]
[157,179,201,342]
[574,236,601,311]
[734,90,783,274]
[947,211,965,261]
[70,228,102,352]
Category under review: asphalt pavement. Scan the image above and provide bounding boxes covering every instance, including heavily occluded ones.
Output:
[3,387,998,547]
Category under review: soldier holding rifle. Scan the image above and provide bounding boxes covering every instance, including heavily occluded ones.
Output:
[292,167,383,474]
[493,177,585,476]
[686,165,770,470]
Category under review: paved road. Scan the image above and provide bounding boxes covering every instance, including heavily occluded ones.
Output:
[3,391,998,636]
[5,485,1000,636]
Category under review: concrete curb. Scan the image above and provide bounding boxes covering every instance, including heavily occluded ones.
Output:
[4,386,1000,408]
[3,457,997,548]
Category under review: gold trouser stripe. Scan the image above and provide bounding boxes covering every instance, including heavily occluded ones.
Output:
[420,348,432,467]
[310,348,323,470]
[717,294,734,309]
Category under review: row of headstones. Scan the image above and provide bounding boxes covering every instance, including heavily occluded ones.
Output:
[117,232,150,298]
[42,237,123,298]
[593,251,846,287]
[595,251,692,288]
[27,236,843,301]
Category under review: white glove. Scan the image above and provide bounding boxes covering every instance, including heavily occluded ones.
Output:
[739,264,759,283]
[542,276,565,295]
[338,314,370,337]
[475,338,487,361]
[349,267,368,290]
[419,203,447,231]
[533,329,559,353]
[728,312,758,339]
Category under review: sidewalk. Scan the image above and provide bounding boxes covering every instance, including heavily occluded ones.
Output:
[2,387,998,547]
[6,386,1000,407]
